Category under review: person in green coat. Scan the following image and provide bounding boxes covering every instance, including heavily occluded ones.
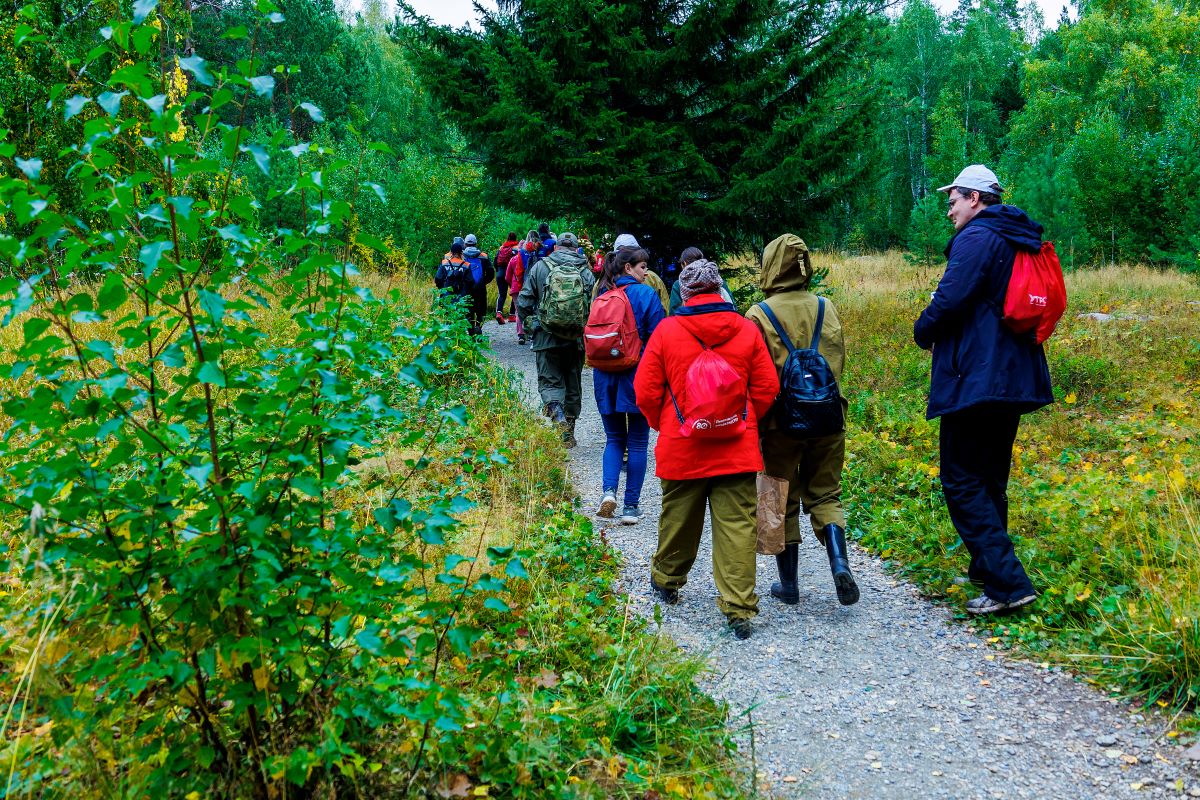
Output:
[744,233,859,607]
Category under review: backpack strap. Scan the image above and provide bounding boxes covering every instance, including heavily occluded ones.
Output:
[811,297,825,351]
[756,301,796,353]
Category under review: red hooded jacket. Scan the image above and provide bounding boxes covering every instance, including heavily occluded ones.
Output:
[634,294,779,481]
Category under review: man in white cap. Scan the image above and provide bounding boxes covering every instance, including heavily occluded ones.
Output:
[913,165,1054,616]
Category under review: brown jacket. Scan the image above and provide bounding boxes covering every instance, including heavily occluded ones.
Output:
[744,234,846,429]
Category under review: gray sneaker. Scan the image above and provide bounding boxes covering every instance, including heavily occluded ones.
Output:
[619,504,642,525]
[596,491,617,518]
[966,593,1037,615]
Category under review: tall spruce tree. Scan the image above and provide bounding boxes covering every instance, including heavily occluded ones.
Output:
[404,0,875,254]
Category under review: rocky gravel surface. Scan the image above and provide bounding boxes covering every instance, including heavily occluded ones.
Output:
[486,321,1199,799]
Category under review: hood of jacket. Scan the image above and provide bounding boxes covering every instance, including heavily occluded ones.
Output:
[948,204,1044,256]
[543,248,587,269]
[464,246,482,259]
[760,233,814,296]
[674,294,745,347]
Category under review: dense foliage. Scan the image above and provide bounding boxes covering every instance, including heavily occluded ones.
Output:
[0,1,747,796]
[406,0,877,255]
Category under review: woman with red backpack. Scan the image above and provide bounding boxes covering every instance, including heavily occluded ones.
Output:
[507,230,539,346]
[633,259,779,640]
[589,248,665,525]
[493,232,520,324]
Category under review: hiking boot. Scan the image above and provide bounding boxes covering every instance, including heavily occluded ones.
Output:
[966,593,1037,616]
[770,542,800,605]
[619,505,642,525]
[597,491,617,518]
[821,524,859,606]
[545,401,567,425]
[561,416,577,448]
[517,334,526,345]
[649,577,679,605]
[729,618,753,640]
[495,311,506,324]
[508,313,518,323]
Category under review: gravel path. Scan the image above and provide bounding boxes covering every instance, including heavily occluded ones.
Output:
[485,320,1199,800]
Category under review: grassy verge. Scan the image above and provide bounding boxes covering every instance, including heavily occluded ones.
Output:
[0,267,748,798]
[817,251,1200,712]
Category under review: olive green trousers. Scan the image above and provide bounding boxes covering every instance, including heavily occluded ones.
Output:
[760,430,846,544]
[652,473,758,621]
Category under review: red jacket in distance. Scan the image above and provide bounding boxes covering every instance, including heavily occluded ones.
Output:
[635,293,780,481]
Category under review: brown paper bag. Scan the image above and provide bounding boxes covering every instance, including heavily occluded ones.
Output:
[755,472,788,556]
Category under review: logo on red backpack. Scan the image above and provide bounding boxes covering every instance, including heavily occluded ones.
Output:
[1003,241,1067,344]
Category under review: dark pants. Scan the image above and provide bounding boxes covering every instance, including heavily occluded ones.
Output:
[534,344,584,418]
[495,274,511,314]
[939,405,1035,603]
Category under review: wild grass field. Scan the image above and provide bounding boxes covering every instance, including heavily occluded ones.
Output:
[798,252,1200,711]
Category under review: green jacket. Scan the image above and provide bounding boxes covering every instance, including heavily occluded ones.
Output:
[517,248,595,351]
[744,234,846,429]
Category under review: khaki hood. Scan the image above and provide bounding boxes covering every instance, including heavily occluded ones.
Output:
[760,233,813,295]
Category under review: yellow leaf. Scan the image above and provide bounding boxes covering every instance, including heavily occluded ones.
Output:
[1122,454,1137,466]
[1064,392,1077,404]
[1075,586,1092,602]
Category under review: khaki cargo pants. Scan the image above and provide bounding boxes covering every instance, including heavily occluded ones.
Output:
[760,430,846,544]
[652,473,759,622]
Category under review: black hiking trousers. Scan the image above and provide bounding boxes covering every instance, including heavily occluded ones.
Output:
[938,404,1036,604]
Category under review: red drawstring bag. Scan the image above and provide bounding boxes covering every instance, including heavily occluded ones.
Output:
[667,334,748,439]
[1003,241,1067,344]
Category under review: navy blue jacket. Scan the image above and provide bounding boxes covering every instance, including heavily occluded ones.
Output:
[593,276,665,415]
[913,205,1054,420]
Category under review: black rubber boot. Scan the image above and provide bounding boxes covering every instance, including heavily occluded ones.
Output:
[822,523,859,606]
[770,543,800,605]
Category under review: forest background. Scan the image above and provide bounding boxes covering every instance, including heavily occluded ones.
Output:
[0,0,1198,797]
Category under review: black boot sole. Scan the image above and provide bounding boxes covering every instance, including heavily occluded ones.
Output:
[834,570,859,606]
[770,582,800,605]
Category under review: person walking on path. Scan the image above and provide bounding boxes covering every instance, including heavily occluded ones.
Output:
[607,233,669,312]
[745,233,859,607]
[668,247,733,314]
[916,164,1053,616]
[517,231,595,447]
[507,231,538,346]
[434,241,476,330]
[634,260,779,640]
[494,232,520,324]
[461,234,494,337]
[591,248,665,524]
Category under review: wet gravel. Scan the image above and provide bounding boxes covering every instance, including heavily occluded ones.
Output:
[486,320,1198,799]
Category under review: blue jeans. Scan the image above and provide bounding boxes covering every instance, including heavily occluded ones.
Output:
[600,412,650,507]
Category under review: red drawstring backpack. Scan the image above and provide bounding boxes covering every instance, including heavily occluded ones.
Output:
[1003,241,1067,344]
[667,333,748,439]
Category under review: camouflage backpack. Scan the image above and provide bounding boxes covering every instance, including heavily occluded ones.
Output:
[539,259,590,338]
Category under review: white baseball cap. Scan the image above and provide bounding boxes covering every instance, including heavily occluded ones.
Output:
[937,164,1004,195]
[613,233,640,249]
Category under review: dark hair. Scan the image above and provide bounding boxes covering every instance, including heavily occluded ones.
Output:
[953,186,1001,206]
[537,222,550,236]
[506,231,518,241]
[598,247,650,294]
[450,242,464,255]
[679,246,704,267]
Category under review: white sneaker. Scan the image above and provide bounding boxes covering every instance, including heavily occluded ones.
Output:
[597,492,617,518]
[966,593,1037,615]
[619,505,642,525]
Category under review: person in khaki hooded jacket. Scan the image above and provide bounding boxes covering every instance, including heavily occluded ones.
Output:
[745,233,859,607]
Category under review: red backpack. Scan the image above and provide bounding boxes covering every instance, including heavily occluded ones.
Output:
[1003,241,1067,344]
[584,286,642,371]
[495,243,517,273]
[667,331,748,439]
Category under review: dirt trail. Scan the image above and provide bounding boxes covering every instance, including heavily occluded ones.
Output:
[486,321,1196,799]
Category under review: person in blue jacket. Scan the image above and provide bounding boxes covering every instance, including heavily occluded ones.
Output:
[915,164,1054,616]
[593,247,665,524]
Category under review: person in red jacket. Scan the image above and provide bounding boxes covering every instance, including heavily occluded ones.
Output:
[634,259,779,640]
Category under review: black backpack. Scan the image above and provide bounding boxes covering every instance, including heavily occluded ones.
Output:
[756,298,844,438]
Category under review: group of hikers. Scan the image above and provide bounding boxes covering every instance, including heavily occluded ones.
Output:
[434,164,1055,640]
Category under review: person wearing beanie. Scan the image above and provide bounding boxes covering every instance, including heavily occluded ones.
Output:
[494,232,520,324]
[745,233,858,608]
[434,241,478,330]
[517,231,595,446]
[634,258,779,641]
